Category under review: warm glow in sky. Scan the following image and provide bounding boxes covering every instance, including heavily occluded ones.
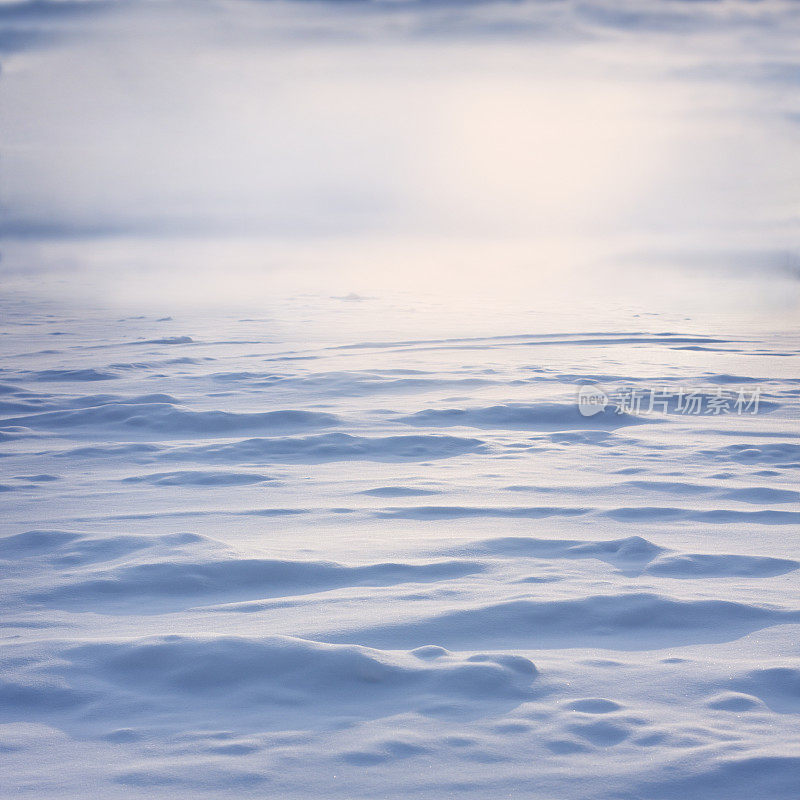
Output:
[1,0,798,308]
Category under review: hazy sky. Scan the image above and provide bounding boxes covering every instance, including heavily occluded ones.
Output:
[0,0,798,304]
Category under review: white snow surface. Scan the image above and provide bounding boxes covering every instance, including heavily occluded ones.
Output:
[1,293,799,799]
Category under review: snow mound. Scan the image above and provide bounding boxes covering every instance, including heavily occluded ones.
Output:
[122,470,272,487]
[161,433,486,463]
[32,556,486,609]
[643,553,798,578]
[400,402,645,430]
[5,404,340,437]
[448,535,665,563]
[0,635,538,724]
[375,506,589,520]
[25,369,118,382]
[326,593,800,650]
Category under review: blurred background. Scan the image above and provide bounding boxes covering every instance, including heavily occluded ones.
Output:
[0,0,798,317]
